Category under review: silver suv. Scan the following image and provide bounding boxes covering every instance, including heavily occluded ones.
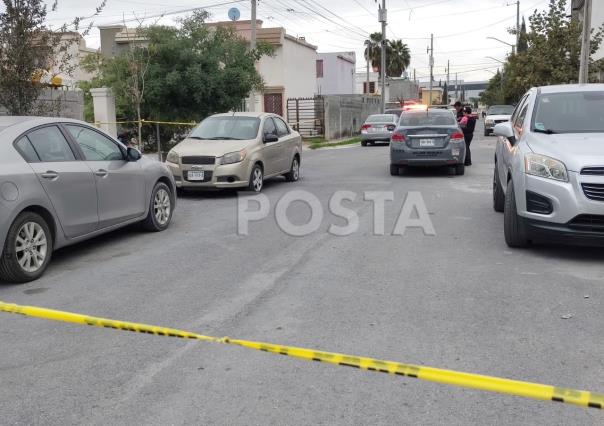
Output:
[493,84,604,247]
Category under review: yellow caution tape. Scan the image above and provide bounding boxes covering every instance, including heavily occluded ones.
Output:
[1,300,602,410]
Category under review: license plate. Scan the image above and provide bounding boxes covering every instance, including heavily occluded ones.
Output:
[370,127,386,133]
[188,170,205,181]
[419,139,435,147]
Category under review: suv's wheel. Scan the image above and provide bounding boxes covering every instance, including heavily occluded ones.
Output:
[0,212,53,283]
[285,156,300,182]
[504,180,528,247]
[248,164,264,192]
[142,182,174,232]
[493,166,505,212]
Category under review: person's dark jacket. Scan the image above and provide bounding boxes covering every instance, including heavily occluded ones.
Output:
[462,116,476,136]
[456,109,464,120]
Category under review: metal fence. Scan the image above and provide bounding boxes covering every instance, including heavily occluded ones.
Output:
[287,96,325,138]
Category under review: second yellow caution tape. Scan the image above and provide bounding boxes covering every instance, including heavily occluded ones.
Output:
[1,300,602,410]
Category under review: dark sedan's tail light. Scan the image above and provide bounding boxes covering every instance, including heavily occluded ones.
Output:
[451,132,464,141]
[391,132,405,142]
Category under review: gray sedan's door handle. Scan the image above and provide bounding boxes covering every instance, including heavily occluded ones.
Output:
[94,169,108,177]
[41,171,59,180]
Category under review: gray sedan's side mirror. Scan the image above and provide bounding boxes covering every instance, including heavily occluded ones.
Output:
[493,122,516,144]
[127,147,141,161]
[264,133,279,143]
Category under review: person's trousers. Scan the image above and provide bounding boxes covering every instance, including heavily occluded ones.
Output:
[464,134,473,165]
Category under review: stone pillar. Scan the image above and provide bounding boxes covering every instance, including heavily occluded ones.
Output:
[90,88,117,138]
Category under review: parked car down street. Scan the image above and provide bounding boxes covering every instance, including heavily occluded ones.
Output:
[0,116,176,283]
[166,113,302,193]
[493,84,604,247]
[484,104,515,136]
[360,114,398,146]
[390,108,467,176]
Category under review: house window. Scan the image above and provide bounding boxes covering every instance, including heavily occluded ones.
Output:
[364,82,376,94]
[316,60,324,78]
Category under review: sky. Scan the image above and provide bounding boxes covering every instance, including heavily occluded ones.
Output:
[36,0,557,82]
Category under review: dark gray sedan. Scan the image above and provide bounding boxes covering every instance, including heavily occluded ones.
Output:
[389,109,467,176]
[0,117,176,283]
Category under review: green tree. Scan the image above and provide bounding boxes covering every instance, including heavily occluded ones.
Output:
[482,0,603,105]
[82,11,272,149]
[364,32,383,73]
[0,0,104,115]
[517,16,528,53]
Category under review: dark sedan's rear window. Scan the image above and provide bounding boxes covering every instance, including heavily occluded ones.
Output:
[400,112,456,126]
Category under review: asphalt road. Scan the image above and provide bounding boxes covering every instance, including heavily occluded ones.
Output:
[1,123,603,425]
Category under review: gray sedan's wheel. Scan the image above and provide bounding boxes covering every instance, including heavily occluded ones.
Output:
[285,156,300,182]
[504,180,528,248]
[455,164,465,175]
[390,164,399,176]
[493,166,505,212]
[0,212,52,283]
[142,182,173,232]
[248,164,264,193]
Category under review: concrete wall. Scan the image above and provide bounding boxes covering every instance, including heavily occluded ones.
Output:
[317,52,356,95]
[387,79,420,102]
[0,89,84,120]
[324,95,382,140]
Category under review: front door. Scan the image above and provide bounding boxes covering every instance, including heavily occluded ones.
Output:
[273,116,296,172]
[64,125,147,229]
[24,125,98,238]
[261,117,282,176]
[264,93,283,116]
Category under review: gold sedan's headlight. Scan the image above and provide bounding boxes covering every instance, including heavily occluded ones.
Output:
[166,150,180,164]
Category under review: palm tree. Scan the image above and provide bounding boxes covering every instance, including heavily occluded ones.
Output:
[364,32,384,73]
[387,40,411,77]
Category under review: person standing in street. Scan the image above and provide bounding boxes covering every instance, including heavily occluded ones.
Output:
[454,101,464,120]
[460,106,476,166]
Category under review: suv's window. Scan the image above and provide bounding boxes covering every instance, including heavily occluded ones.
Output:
[15,137,40,163]
[274,118,290,137]
[66,125,124,161]
[532,91,604,133]
[26,126,76,162]
[263,117,277,136]
[513,104,529,136]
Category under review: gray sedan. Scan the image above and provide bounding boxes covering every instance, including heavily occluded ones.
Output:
[0,117,176,283]
[390,109,467,176]
[361,114,398,146]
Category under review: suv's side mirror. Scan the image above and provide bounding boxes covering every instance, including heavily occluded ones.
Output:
[264,133,279,143]
[127,147,142,161]
[493,122,516,144]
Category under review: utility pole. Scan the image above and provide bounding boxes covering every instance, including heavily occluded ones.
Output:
[446,60,450,105]
[455,72,458,100]
[516,1,520,53]
[250,0,257,111]
[379,0,387,112]
[364,40,370,95]
[579,0,592,84]
[427,33,433,106]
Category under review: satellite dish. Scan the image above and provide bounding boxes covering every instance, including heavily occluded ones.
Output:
[228,7,241,21]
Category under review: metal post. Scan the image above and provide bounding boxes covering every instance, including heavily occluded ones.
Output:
[250,0,257,111]
[156,122,161,162]
[455,72,458,100]
[428,33,433,106]
[579,0,592,84]
[379,0,387,113]
[516,1,520,53]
